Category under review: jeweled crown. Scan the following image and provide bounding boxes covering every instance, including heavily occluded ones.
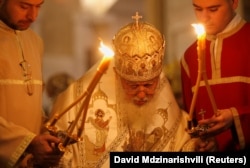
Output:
[113,12,165,81]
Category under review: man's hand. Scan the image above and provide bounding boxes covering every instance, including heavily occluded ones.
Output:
[198,109,234,137]
[195,137,217,152]
[27,134,62,167]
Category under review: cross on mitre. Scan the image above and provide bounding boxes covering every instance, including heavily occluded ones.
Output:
[132,12,142,27]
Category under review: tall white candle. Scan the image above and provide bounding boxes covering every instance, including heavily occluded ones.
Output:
[189,24,206,121]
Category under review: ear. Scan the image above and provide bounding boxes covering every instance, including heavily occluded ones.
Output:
[231,0,239,10]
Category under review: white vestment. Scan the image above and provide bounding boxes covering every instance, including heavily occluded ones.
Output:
[0,20,44,167]
[51,60,194,168]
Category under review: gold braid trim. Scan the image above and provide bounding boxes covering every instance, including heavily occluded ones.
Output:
[8,133,36,167]
[0,79,42,85]
[231,107,245,150]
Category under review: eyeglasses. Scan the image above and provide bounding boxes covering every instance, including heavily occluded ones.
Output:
[19,60,34,96]
[121,77,159,95]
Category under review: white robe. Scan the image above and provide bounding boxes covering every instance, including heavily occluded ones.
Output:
[51,60,194,168]
[0,20,44,167]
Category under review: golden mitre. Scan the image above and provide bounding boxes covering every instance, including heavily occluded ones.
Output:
[113,12,165,82]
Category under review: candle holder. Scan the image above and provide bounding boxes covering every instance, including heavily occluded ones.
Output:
[44,42,114,153]
[186,109,210,138]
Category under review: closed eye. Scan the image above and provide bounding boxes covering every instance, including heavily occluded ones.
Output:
[208,6,219,12]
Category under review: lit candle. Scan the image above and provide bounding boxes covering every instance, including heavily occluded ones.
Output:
[48,41,114,124]
[192,24,218,117]
[98,41,114,72]
[83,42,114,97]
[188,24,206,121]
[62,41,114,147]
[192,23,206,61]
[46,42,114,148]
[76,41,114,137]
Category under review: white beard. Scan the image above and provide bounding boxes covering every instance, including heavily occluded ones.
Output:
[116,77,161,131]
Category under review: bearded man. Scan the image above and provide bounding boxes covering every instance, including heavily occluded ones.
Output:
[49,13,215,168]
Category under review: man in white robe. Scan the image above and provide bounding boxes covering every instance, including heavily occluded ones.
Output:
[48,13,214,168]
[0,1,61,167]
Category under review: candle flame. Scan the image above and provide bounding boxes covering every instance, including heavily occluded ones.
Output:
[192,23,205,37]
[99,41,114,58]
